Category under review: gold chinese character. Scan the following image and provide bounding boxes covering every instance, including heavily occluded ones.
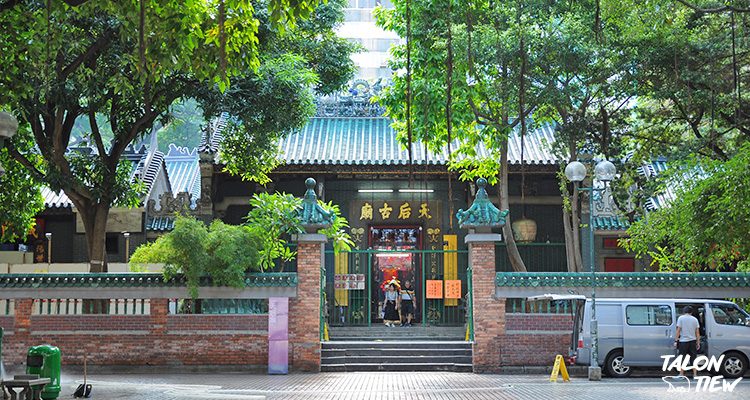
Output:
[398,202,412,219]
[418,203,432,219]
[360,203,373,220]
[379,202,393,219]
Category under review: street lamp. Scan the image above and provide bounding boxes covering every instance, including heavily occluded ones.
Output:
[0,111,19,177]
[565,158,617,381]
[45,232,52,264]
[123,232,130,263]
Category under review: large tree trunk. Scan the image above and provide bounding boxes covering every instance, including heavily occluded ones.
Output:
[79,203,110,273]
[562,207,576,272]
[570,185,583,272]
[499,140,527,273]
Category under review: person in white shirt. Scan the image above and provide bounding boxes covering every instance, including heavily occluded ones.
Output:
[675,306,701,377]
[400,280,417,327]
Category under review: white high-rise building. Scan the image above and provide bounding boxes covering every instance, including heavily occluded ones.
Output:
[338,0,400,80]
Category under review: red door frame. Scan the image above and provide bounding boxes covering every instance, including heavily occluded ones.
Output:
[368,225,423,322]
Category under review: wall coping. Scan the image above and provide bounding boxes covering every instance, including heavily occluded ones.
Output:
[465,233,503,244]
[296,233,328,243]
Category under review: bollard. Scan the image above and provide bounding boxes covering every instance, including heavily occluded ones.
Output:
[26,345,61,400]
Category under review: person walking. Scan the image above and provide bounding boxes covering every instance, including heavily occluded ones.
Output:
[675,305,701,377]
[383,282,401,327]
[400,280,417,326]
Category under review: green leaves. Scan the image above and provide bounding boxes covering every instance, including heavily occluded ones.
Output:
[623,144,750,271]
[130,216,264,298]
[131,190,352,296]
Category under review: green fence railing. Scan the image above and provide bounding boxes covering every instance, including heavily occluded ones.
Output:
[495,243,567,272]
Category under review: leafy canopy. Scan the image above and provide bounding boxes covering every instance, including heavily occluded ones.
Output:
[131,191,353,296]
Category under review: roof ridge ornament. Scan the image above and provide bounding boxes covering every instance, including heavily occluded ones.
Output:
[297,177,335,232]
[456,178,509,229]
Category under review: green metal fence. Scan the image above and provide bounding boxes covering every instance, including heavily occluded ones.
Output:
[324,249,469,327]
[495,243,567,272]
[169,299,268,314]
[505,298,573,314]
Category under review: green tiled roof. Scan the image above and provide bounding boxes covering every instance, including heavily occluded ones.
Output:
[593,216,630,231]
[276,117,561,166]
[496,272,750,288]
[0,272,297,288]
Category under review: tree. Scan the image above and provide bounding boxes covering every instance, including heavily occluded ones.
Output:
[621,143,750,272]
[0,0,356,270]
[377,0,619,272]
[131,192,353,296]
[0,127,44,243]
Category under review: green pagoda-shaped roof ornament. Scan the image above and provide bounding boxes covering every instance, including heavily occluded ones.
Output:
[456,178,509,229]
[297,177,335,231]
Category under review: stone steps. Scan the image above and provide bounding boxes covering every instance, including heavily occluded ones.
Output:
[321,340,472,372]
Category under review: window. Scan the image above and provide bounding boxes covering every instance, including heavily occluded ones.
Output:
[105,234,119,255]
[711,304,750,326]
[626,305,672,326]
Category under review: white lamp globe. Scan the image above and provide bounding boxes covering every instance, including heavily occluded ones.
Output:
[0,111,18,140]
[594,160,617,182]
[564,161,587,183]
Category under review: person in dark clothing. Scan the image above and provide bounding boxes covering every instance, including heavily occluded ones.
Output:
[400,280,416,326]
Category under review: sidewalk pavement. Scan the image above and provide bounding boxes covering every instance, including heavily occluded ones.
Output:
[48,371,749,400]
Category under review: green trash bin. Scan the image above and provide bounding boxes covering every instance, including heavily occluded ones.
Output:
[26,345,61,400]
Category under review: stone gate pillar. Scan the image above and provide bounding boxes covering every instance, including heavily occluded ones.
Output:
[288,178,334,372]
[456,178,509,374]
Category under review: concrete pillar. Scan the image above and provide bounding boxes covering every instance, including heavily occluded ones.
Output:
[288,234,325,372]
[466,234,504,373]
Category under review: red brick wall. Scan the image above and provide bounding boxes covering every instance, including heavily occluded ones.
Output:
[0,315,13,331]
[167,315,267,332]
[499,332,571,366]
[288,240,322,372]
[470,241,504,373]
[0,302,269,368]
[501,313,574,367]
[506,314,574,331]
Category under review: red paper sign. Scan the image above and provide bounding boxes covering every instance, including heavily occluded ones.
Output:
[426,280,443,299]
[445,280,462,299]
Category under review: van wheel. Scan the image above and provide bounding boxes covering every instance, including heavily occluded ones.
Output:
[720,352,747,379]
[605,350,632,378]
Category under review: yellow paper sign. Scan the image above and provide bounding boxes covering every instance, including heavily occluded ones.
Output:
[426,280,443,299]
[445,280,461,299]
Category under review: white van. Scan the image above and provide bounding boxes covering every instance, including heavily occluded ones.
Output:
[529,296,750,378]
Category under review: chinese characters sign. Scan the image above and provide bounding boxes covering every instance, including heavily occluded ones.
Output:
[334,274,366,290]
[355,201,439,222]
[426,280,443,299]
[444,280,462,299]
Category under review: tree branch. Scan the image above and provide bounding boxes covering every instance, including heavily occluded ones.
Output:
[88,108,107,159]
[675,0,750,14]
[60,28,115,80]
[5,141,45,181]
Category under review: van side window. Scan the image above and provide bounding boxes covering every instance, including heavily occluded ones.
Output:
[710,304,749,326]
[626,305,672,326]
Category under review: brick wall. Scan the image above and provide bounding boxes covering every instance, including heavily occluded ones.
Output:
[501,313,574,367]
[506,314,574,331]
[288,240,322,372]
[469,241,504,373]
[0,300,269,369]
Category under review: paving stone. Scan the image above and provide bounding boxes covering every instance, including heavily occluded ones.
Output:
[54,372,750,400]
